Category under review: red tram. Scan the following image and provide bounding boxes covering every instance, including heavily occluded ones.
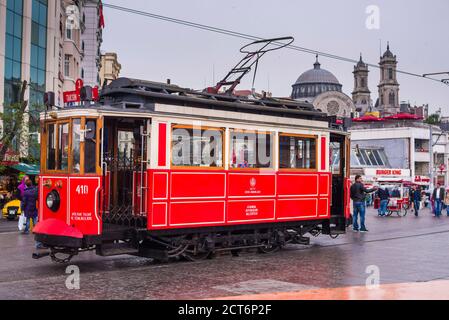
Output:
[33,77,352,263]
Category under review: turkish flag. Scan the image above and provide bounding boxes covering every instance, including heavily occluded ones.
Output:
[99,1,105,29]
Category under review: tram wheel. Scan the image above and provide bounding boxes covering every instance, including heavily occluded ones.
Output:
[257,242,280,254]
[182,249,213,262]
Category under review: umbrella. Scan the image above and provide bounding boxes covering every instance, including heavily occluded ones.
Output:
[352,115,385,122]
[384,113,423,121]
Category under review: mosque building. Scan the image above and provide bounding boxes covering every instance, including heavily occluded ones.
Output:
[290,44,401,118]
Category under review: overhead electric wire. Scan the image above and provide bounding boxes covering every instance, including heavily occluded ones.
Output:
[103,3,446,85]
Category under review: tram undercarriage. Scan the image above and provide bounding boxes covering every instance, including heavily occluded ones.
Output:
[34,220,337,264]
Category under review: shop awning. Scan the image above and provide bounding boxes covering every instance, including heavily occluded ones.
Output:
[11,163,40,175]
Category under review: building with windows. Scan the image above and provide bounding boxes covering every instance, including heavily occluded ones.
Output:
[350,120,449,187]
[375,43,400,116]
[99,51,121,86]
[0,0,104,158]
[0,0,60,157]
[352,55,372,114]
[81,0,103,87]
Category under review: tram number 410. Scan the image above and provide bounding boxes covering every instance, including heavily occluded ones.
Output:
[76,185,89,195]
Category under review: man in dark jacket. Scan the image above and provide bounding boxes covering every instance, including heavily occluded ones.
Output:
[21,176,38,234]
[432,183,446,217]
[350,175,378,232]
[412,186,422,217]
[376,186,390,217]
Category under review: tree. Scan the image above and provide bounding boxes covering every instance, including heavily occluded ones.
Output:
[425,113,441,125]
[0,80,43,165]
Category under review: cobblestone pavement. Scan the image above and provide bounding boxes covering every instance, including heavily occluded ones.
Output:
[0,207,449,300]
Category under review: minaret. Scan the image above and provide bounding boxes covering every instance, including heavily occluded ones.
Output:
[378,42,400,115]
[352,54,371,114]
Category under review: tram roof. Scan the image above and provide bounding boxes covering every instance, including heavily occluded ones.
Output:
[96,78,330,122]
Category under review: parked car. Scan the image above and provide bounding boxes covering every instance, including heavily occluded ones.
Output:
[2,200,22,221]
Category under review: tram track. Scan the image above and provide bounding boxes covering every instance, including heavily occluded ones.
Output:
[305,227,449,250]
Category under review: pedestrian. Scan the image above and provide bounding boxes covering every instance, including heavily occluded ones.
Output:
[413,186,422,217]
[376,186,390,217]
[444,189,449,217]
[20,176,38,235]
[350,175,378,232]
[432,183,446,217]
[17,176,26,200]
[365,193,372,207]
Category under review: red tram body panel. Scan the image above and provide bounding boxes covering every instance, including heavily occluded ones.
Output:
[147,170,331,230]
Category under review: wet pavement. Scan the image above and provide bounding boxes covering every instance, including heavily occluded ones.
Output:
[1,207,449,300]
[0,217,19,234]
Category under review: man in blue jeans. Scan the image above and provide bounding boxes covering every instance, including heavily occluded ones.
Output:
[432,183,446,217]
[376,186,390,217]
[350,175,378,232]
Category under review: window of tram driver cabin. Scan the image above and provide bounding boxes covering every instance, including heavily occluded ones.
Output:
[46,122,69,171]
[84,119,97,173]
[229,130,274,169]
[72,119,81,173]
[279,134,317,170]
[171,125,223,168]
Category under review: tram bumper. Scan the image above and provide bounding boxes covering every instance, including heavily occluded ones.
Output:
[33,219,84,249]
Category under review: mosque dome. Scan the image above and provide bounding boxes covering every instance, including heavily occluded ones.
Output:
[292,56,342,100]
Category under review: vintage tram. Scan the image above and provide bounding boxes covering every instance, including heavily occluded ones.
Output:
[33,77,351,263]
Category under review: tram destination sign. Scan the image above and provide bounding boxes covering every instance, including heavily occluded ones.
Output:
[63,79,99,104]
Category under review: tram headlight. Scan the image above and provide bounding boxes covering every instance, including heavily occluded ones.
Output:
[46,190,60,212]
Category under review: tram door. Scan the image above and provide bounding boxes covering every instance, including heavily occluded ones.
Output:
[103,118,149,226]
[329,133,349,231]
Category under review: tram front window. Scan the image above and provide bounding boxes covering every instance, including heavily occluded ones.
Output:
[42,117,99,175]
[57,123,69,171]
[46,123,56,170]
[72,119,81,173]
[85,119,97,173]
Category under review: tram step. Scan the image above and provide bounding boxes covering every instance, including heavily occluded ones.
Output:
[96,243,139,257]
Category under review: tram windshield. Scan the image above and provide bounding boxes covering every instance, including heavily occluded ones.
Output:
[41,117,100,175]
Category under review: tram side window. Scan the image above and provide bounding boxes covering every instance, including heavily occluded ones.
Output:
[171,126,223,168]
[72,119,81,173]
[279,135,317,170]
[46,124,56,170]
[230,130,273,169]
[84,119,97,173]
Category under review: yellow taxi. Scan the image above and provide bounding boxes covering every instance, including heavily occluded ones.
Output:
[2,200,22,221]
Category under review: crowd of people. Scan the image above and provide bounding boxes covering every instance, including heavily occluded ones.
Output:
[0,175,41,245]
[350,175,449,233]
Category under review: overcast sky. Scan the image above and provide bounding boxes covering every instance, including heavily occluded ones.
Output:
[102,0,449,114]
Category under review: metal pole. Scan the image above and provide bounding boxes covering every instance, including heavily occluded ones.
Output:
[429,124,434,190]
